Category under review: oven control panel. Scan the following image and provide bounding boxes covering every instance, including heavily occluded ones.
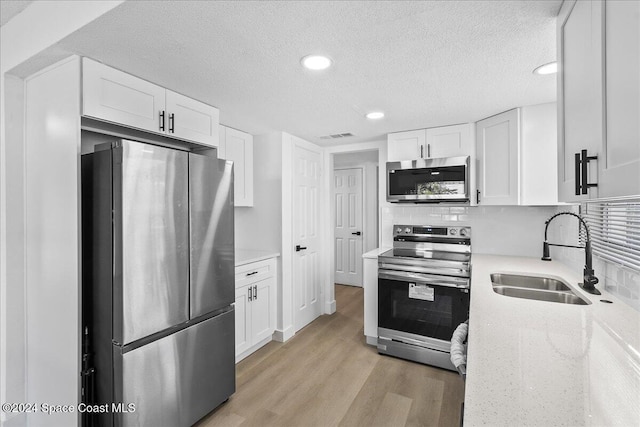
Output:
[393,225,471,238]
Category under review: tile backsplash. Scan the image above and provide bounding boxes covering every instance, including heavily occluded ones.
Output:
[380,205,559,257]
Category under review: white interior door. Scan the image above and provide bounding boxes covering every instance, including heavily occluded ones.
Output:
[293,141,322,332]
[334,168,363,286]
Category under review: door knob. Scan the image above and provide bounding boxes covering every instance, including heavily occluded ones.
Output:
[295,245,307,252]
[351,231,362,236]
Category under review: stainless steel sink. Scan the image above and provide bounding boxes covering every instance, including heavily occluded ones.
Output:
[490,273,571,291]
[492,285,589,305]
[490,273,590,305]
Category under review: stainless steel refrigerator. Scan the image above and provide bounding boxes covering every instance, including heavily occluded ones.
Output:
[81,139,235,427]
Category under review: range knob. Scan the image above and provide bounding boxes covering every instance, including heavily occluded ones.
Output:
[396,227,403,234]
[450,228,458,236]
[404,227,412,234]
[460,228,469,237]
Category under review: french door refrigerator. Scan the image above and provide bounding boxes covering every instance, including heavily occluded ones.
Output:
[81,140,235,427]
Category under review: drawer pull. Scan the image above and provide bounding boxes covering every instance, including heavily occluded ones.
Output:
[246,271,258,276]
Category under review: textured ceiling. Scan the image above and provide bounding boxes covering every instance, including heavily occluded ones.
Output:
[50,0,560,146]
[0,0,32,26]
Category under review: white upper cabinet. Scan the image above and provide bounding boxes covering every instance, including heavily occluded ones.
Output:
[165,90,219,146]
[83,58,167,134]
[82,58,219,147]
[387,124,474,161]
[557,0,639,201]
[425,123,474,159]
[387,129,426,161]
[476,109,520,205]
[218,125,254,207]
[599,0,640,197]
[557,0,603,201]
[476,105,558,206]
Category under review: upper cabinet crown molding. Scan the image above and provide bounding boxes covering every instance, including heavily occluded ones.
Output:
[557,0,639,201]
[82,58,219,147]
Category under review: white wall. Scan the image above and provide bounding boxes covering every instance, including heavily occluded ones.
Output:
[235,134,282,252]
[2,74,26,427]
[0,4,122,426]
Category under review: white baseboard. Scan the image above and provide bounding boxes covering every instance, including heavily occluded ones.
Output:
[273,325,295,343]
[325,299,336,314]
[365,335,378,346]
[235,336,273,363]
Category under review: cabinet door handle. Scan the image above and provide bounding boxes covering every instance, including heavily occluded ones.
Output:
[575,149,598,195]
[248,288,252,302]
[427,143,431,158]
[159,111,165,131]
[574,153,581,195]
[253,285,257,300]
[420,145,424,158]
[246,271,258,277]
[476,190,481,204]
[169,113,175,133]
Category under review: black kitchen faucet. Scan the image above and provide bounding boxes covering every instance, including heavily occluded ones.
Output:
[541,212,601,295]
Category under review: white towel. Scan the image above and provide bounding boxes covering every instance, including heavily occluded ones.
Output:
[450,320,468,370]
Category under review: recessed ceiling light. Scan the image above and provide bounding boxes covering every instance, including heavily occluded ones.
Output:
[301,55,332,71]
[365,111,385,120]
[300,55,332,70]
[533,61,557,75]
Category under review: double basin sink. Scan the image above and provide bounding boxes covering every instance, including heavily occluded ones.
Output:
[491,273,590,305]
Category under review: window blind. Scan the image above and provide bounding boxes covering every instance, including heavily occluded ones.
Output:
[580,199,640,272]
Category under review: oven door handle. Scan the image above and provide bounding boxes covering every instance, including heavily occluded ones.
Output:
[378,270,470,289]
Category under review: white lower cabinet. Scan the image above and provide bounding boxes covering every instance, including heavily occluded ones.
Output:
[234,258,276,361]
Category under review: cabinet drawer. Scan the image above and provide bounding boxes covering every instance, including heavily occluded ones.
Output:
[235,258,275,288]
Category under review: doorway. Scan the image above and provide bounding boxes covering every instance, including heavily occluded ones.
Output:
[332,151,379,288]
[334,167,363,286]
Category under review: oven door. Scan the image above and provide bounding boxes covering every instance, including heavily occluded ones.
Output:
[378,270,470,342]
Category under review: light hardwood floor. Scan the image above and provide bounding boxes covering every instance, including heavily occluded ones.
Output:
[197,285,465,427]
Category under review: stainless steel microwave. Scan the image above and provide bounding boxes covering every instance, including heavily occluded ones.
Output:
[386,156,470,203]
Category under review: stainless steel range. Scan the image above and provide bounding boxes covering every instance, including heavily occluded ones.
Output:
[377,225,471,371]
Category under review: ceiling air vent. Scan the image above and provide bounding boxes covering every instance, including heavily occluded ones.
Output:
[319,133,354,140]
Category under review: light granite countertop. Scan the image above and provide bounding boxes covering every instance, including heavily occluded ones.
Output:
[465,254,640,426]
[363,247,392,259]
[235,249,280,267]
